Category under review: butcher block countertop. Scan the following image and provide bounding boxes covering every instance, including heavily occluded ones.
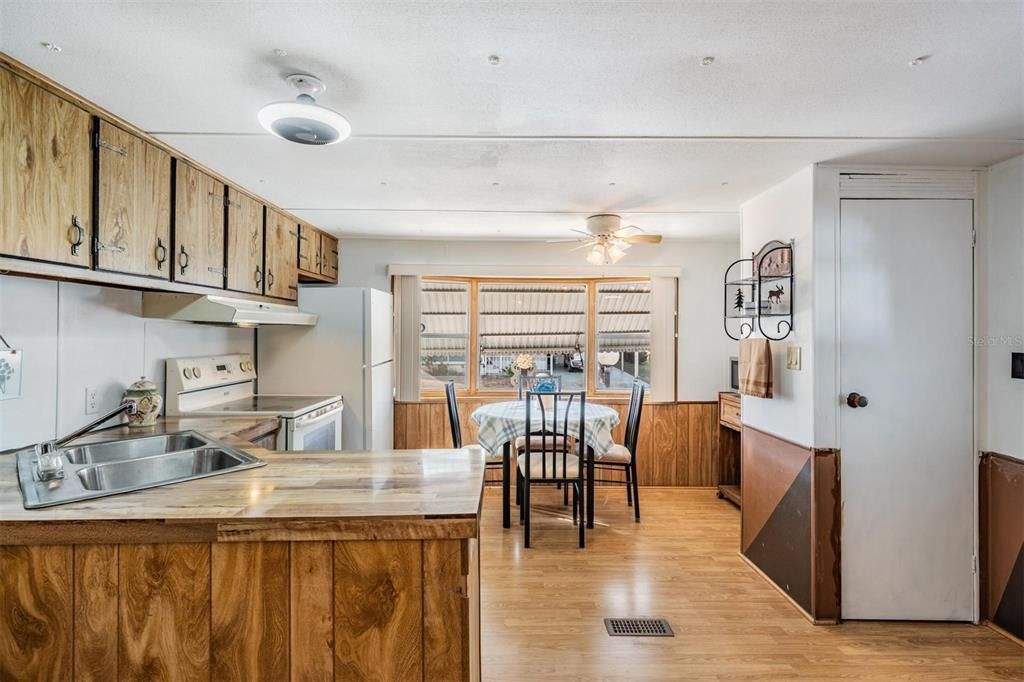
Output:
[0,416,486,545]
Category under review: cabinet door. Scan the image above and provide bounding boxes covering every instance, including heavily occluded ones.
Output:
[0,67,91,267]
[320,233,338,280]
[226,189,264,294]
[174,163,225,288]
[95,120,171,278]
[298,223,317,274]
[265,209,298,301]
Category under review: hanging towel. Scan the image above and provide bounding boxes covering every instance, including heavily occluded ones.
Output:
[739,338,773,399]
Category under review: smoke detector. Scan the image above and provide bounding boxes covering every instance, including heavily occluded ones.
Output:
[258,74,351,146]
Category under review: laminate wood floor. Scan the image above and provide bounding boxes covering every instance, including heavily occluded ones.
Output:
[479,487,1023,681]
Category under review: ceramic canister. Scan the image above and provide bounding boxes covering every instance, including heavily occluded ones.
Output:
[122,376,162,427]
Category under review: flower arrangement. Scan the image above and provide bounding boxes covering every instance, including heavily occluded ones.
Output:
[512,354,535,371]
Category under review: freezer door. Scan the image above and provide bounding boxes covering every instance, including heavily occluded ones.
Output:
[368,288,393,366]
[366,361,394,450]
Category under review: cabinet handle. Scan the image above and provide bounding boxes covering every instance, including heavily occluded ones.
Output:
[154,238,167,270]
[267,270,275,288]
[179,245,190,274]
[207,266,225,275]
[93,237,127,254]
[95,136,128,157]
[208,191,226,205]
[68,215,85,256]
[255,266,263,286]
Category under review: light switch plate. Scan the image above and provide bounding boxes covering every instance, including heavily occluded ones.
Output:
[0,348,23,401]
[786,346,802,370]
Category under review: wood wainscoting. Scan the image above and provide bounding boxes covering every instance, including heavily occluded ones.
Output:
[0,538,478,681]
[740,425,841,623]
[394,399,722,487]
[980,452,1024,642]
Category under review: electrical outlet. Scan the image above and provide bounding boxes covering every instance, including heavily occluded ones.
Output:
[85,387,99,415]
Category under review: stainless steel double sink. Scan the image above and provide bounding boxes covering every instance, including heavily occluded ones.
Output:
[12,431,266,508]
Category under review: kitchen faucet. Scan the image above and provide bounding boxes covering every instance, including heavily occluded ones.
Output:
[34,401,138,481]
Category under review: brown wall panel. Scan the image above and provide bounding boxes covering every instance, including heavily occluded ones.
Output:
[395,399,722,487]
[74,545,119,681]
[291,541,335,681]
[812,450,841,623]
[0,545,73,680]
[119,543,211,680]
[211,542,290,680]
[980,452,1024,639]
[423,540,468,681]
[334,540,424,681]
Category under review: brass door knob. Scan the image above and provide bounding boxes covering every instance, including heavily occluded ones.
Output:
[846,392,869,408]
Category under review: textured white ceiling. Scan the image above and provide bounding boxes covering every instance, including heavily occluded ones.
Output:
[1,0,1021,240]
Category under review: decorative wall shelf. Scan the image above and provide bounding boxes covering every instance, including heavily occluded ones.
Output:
[723,240,794,341]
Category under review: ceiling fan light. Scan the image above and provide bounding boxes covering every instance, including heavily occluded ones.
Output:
[607,243,627,263]
[258,95,351,146]
[586,246,606,265]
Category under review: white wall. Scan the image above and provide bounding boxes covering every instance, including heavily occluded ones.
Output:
[978,155,1024,460]
[0,276,253,450]
[739,166,815,447]
[339,238,740,402]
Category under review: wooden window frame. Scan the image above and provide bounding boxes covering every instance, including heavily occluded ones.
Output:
[418,275,652,399]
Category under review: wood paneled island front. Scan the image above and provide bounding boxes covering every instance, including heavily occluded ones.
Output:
[0,431,484,681]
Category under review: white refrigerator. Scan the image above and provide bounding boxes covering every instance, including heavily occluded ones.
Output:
[257,287,393,451]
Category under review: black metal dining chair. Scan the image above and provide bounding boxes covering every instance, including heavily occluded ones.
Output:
[445,381,502,477]
[519,390,586,548]
[593,381,645,522]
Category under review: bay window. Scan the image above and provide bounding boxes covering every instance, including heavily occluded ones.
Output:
[398,275,674,400]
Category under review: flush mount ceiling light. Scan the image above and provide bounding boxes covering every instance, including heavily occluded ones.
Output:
[700,55,715,66]
[258,74,351,146]
[487,54,502,66]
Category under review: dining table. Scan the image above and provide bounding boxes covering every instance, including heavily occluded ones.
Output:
[470,399,621,529]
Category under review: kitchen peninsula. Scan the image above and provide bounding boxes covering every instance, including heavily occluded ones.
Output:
[0,418,484,681]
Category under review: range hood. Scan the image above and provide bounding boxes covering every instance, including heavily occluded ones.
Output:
[142,293,318,327]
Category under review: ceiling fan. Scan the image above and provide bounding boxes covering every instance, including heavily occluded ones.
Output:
[549,214,664,265]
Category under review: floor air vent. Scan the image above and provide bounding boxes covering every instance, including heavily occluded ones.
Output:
[604,618,674,637]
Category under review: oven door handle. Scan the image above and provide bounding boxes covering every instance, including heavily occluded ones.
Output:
[295,405,344,429]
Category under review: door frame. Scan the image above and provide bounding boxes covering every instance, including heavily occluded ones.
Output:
[812,164,982,622]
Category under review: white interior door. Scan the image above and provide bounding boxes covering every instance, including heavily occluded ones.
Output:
[840,198,974,620]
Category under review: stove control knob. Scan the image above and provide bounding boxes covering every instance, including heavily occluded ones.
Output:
[183,368,193,380]
[193,367,202,378]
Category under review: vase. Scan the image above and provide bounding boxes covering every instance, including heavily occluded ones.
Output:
[122,376,162,428]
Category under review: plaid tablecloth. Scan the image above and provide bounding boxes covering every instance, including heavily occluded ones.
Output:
[470,401,620,456]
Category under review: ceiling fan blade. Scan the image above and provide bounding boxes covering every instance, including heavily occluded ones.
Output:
[569,241,596,251]
[546,238,588,243]
[613,225,643,237]
[623,234,663,244]
[571,228,593,237]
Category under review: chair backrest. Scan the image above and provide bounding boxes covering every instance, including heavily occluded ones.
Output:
[523,390,585,480]
[444,380,463,448]
[518,373,562,399]
[624,381,646,456]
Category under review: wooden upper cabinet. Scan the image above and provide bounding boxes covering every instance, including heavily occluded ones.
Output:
[0,67,91,267]
[265,209,298,301]
[226,189,264,294]
[320,233,338,280]
[174,162,226,288]
[95,120,171,278]
[298,223,317,274]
